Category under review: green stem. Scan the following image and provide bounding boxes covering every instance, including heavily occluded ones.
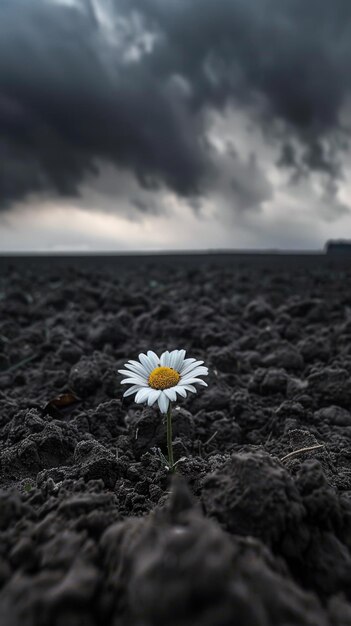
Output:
[166,403,174,471]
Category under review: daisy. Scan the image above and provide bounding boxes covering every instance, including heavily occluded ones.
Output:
[119,349,208,472]
[118,349,208,414]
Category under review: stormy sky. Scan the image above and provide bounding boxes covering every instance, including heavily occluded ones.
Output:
[1,0,351,251]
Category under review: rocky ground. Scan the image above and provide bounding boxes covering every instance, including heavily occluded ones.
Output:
[1,259,351,625]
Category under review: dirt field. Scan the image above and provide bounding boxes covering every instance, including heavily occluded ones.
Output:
[1,255,351,625]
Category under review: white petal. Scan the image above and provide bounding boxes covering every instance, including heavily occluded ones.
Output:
[180,360,204,376]
[135,388,151,403]
[181,357,196,366]
[158,391,170,413]
[180,377,208,386]
[172,385,187,398]
[147,389,161,406]
[124,362,149,377]
[160,351,170,366]
[120,377,149,386]
[118,369,147,379]
[181,384,197,394]
[179,358,196,373]
[181,366,208,379]
[164,388,177,402]
[139,353,154,374]
[168,350,179,369]
[147,351,160,369]
[123,384,142,397]
[174,349,186,371]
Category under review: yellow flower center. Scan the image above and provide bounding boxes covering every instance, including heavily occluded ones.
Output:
[148,366,180,390]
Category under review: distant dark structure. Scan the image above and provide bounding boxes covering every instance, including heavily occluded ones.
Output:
[325,240,351,255]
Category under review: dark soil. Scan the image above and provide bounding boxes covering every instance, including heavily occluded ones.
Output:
[1,259,351,625]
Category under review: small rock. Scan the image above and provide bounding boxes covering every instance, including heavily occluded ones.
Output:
[69,358,101,398]
[307,367,351,408]
[313,406,351,427]
[244,298,274,322]
[263,343,304,371]
[74,440,120,488]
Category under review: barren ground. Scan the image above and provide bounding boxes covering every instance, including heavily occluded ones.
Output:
[1,256,351,625]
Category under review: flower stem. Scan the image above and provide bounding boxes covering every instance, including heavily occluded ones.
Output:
[166,404,174,471]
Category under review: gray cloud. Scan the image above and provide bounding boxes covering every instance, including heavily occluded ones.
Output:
[226,146,272,212]
[130,0,351,171]
[1,0,351,211]
[0,0,208,209]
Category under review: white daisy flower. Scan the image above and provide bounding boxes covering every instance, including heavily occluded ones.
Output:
[118,349,208,414]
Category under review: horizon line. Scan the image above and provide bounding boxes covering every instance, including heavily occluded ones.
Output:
[0,247,345,257]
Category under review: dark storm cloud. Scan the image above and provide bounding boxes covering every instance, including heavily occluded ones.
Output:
[1,0,351,210]
[0,0,208,208]
[128,0,351,173]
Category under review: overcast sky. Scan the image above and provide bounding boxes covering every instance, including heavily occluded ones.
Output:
[1,0,351,251]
